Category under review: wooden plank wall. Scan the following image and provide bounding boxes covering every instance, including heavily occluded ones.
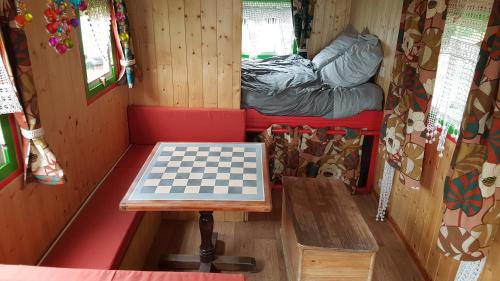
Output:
[349,0,400,94]
[349,1,500,280]
[307,0,352,58]
[0,1,130,264]
[125,0,242,109]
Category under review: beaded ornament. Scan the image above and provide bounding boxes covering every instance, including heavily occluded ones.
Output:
[45,0,88,54]
[14,0,33,28]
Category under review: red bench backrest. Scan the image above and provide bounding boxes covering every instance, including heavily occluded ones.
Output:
[128,106,246,144]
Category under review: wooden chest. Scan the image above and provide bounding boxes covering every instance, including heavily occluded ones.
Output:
[281,177,378,281]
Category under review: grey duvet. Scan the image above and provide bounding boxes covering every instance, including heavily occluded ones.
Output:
[240,55,383,119]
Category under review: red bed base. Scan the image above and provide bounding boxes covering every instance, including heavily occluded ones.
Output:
[245,109,383,193]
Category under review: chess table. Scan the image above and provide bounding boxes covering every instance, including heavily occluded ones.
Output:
[120,142,271,272]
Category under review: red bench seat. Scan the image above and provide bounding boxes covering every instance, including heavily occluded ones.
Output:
[0,265,245,281]
[42,107,246,269]
[42,145,154,269]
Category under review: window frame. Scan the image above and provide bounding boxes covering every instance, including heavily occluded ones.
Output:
[77,4,119,102]
[0,114,21,189]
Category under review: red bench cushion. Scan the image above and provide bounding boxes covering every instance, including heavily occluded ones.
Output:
[115,145,154,169]
[0,265,245,281]
[128,106,246,145]
[113,270,245,281]
[41,145,154,269]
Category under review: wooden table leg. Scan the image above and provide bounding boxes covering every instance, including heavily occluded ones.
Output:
[199,211,217,272]
[159,211,257,273]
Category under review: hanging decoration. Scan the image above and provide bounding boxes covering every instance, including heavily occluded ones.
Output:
[112,0,135,88]
[376,161,395,221]
[14,0,32,28]
[44,0,87,55]
[437,1,499,280]
[454,258,487,281]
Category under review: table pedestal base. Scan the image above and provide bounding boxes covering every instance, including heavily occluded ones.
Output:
[159,211,257,273]
[160,254,257,272]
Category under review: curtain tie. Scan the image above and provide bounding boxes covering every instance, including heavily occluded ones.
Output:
[20,128,45,140]
[120,59,136,67]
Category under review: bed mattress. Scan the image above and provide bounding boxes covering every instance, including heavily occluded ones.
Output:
[240,55,383,119]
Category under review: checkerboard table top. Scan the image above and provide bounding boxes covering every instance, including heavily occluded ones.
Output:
[120,142,271,212]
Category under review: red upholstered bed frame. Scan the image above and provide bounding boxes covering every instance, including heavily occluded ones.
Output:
[245,109,383,193]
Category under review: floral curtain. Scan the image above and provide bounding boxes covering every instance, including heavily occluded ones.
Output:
[377,0,448,220]
[291,0,316,56]
[437,0,499,263]
[112,0,135,88]
[259,125,364,193]
[0,1,65,185]
[380,0,448,188]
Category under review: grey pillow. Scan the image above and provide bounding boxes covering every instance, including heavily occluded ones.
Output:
[311,28,359,70]
[319,34,383,88]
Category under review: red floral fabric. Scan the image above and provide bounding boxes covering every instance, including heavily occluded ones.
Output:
[438,0,500,261]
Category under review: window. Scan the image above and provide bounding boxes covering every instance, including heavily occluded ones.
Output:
[0,114,19,184]
[242,0,295,59]
[427,0,493,149]
[79,0,117,99]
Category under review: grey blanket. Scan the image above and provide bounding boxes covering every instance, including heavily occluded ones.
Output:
[241,55,383,119]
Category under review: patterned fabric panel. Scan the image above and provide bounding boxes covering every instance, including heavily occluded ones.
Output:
[292,0,316,50]
[438,0,500,262]
[259,125,364,193]
[380,0,448,189]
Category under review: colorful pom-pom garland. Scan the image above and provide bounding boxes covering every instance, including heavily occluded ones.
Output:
[45,0,88,55]
[14,0,33,28]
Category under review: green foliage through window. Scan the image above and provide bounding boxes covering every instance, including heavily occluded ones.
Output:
[0,115,18,182]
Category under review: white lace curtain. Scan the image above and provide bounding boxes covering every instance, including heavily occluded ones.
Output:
[79,0,112,82]
[242,0,295,58]
[426,0,493,157]
[0,47,21,115]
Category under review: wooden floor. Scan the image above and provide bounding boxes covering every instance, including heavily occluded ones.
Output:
[144,189,424,281]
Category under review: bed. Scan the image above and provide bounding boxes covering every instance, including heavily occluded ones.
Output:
[240,29,384,193]
[241,28,384,118]
[240,55,384,119]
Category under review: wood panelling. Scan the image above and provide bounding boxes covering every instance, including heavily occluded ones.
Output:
[120,212,162,270]
[350,1,500,280]
[307,0,352,58]
[0,1,129,264]
[126,0,242,109]
[350,0,401,94]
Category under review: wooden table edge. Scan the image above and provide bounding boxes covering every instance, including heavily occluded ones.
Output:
[119,199,272,212]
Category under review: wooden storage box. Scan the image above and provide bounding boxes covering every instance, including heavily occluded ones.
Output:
[281,177,378,281]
